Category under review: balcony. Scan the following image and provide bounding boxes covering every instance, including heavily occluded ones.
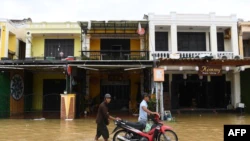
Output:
[80,50,149,60]
[152,51,235,59]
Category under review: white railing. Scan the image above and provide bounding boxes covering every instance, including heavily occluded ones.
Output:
[178,51,212,58]
[152,51,171,59]
[152,51,237,60]
[217,52,234,59]
[152,51,213,59]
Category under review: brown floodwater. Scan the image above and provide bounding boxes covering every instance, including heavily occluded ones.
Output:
[0,114,249,141]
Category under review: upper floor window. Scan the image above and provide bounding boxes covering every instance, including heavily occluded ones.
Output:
[177,32,206,51]
[243,40,250,58]
[45,39,74,59]
[217,33,225,51]
[155,32,168,51]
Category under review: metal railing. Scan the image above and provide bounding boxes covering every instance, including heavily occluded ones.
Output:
[80,50,149,60]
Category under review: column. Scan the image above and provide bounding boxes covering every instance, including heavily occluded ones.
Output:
[4,27,9,57]
[140,36,145,58]
[86,70,90,96]
[231,72,241,108]
[169,74,172,109]
[85,34,90,57]
[81,33,86,56]
[238,29,244,57]
[231,25,239,56]
[140,73,144,95]
[16,39,19,59]
[210,25,217,58]
[170,24,178,53]
[25,32,32,58]
[60,94,76,119]
[206,32,210,51]
[149,22,155,60]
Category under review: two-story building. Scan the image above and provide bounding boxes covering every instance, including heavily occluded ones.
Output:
[0,19,27,118]
[147,12,246,112]
[238,21,250,113]
[0,20,153,118]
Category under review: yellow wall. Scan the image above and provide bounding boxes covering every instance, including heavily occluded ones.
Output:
[32,36,81,57]
[89,39,140,51]
[74,37,81,56]
[90,39,100,50]
[130,39,140,57]
[9,34,16,53]
[89,72,100,100]
[32,37,45,57]
[130,73,140,108]
[0,25,6,57]
[130,39,140,50]
[33,73,65,110]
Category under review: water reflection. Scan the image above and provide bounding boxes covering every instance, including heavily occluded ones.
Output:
[0,114,249,141]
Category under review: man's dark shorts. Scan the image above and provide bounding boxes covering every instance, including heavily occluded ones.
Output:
[96,122,109,139]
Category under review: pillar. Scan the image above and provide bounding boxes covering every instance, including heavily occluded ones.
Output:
[170,24,178,53]
[238,29,244,57]
[60,94,76,119]
[4,27,9,57]
[25,32,32,58]
[85,34,90,57]
[231,72,241,108]
[231,25,239,56]
[149,21,155,60]
[210,25,217,58]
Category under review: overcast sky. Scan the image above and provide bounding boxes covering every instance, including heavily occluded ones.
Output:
[1,0,250,22]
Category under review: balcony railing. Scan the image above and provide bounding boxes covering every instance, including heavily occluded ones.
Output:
[217,52,234,59]
[80,50,149,60]
[152,51,235,59]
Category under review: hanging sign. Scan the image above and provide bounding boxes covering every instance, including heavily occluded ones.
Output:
[153,68,165,82]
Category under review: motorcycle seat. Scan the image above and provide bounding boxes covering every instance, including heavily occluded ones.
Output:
[124,121,145,131]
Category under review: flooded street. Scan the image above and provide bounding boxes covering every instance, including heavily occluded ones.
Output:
[0,114,249,141]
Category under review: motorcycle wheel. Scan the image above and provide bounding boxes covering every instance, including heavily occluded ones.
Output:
[112,129,130,141]
[157,130,178,141]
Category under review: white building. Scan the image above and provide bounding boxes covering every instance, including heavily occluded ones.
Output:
[146,12,243,110]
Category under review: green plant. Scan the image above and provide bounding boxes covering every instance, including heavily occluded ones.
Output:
[148,95,156,111]
[81,56,89,60]
[140,56,147,60]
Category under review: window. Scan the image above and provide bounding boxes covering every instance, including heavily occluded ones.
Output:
[217,33,225,51]
[177,32,206,51]
[155,32,168,51]
[45,39,74,59]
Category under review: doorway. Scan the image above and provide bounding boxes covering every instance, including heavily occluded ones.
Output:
[43,79,66,111]
[100,80,130,111]
[101,39,130,60]
[111,45,122,59]
[171,74,230,109]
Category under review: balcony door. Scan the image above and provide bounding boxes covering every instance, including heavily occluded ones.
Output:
[177,32,206,51]
[101,39,130,60]
[111,45,122,59]
[45,39,74,59]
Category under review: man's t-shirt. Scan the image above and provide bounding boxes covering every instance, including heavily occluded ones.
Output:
[96,101,109,125]
[139,100,148,121]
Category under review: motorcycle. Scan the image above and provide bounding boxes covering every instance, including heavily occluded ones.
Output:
[111,114,178,141]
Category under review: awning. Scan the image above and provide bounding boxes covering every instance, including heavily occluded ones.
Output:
[78,20,148,35]
[0,60,154,71]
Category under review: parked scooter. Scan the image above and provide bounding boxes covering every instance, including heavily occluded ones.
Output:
[112,114,178,141]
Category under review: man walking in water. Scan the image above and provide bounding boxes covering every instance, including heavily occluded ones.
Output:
[138,93,160,128]
[95,93,120,141]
